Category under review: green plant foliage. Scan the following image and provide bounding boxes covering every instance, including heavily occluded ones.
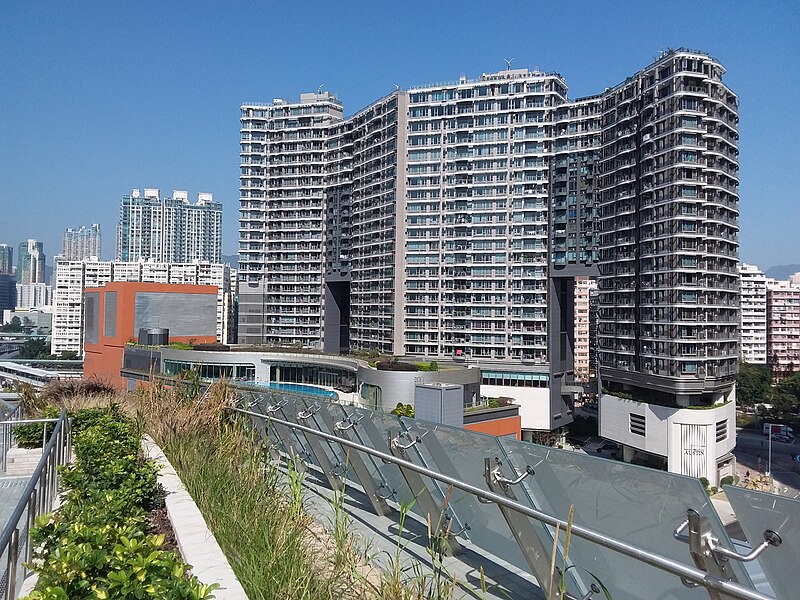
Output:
[14,405,60,448]
[719,475,735,487]
[23,406,215,600]
[390,403,415,417]
[18,338,54,359]
[736,362,772,406]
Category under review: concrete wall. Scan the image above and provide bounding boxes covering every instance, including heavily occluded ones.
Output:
[599,393,737,485]
[357,365,481,410]
[482,384,551,431]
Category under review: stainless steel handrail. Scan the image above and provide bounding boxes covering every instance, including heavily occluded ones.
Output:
[0,406,22,472]
[229,406,776,600]
[0,409,71,600]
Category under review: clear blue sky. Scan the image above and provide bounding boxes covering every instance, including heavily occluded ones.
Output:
[1,1,798,270]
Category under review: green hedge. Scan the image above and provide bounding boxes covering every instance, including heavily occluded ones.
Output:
[23,406,216,600]
[14,406,60,448]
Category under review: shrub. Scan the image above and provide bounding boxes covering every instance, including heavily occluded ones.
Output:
[14,405,60,448]
[376,360,419,372]
[23,405,215,600]
[720,475,735,487]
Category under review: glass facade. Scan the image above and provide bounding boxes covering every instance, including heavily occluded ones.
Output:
[269,363,356,392]
[164,359,255,380]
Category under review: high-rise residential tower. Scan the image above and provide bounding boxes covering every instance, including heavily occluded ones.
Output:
[0,244,13,275]
[596,51,739,408]
[739,264,767,365]
[62,224,102,261]
[240,49,739,439]
[238,94,344,346]
[17,239,46,284]
[116,189,222,263]
[766,279,800,381]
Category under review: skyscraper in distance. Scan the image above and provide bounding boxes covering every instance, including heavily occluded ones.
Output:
[62,223,102,260]
[116,189,222,263]
[0,244,13,275]
[17,239,46,284]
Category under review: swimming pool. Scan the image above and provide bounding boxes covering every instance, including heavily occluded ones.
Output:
[250,381,339,399]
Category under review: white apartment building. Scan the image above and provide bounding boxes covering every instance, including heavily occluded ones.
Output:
[766,278,800,380]
[51,260,234,356]
[116,189,222,263]
[239,93,344,347]
[739,264,767,364]
[15,283,52,309]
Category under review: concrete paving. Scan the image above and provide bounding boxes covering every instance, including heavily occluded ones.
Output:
[0,476,30,529]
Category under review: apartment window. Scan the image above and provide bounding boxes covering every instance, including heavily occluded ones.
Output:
[630,413,646,436]
[716,419,728,443]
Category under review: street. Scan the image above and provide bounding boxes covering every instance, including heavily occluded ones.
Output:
[734,429,800,498]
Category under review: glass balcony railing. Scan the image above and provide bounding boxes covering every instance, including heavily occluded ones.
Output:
[230,389,797,600]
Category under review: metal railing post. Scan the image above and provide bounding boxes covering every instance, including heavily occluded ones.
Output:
[317,407,390,517]
[388,431,462,555]
[6,528,18,600]
[25,489,37,565]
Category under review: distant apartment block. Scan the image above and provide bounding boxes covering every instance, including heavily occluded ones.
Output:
[241,49,739,442]
[0,244,12,275]
[574,277,596,382]
[15,283,51,309]
[739,263,767,364]
[0,275,15,316]
[51,260,234,356]
[62,224,101,261]
[766,279,800,381]
[17,239,46,284]
[116,189,222,263]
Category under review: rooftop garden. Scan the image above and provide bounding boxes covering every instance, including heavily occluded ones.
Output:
[18,377,487,599]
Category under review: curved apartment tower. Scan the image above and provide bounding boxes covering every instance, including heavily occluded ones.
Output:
[597,50,739,407]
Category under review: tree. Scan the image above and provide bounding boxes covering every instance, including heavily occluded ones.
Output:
[0,316,22,333]
[18,338,51,359]
[735,362,772,406]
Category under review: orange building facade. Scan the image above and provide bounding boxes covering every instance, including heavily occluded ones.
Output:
[464,416,522,440]
[83,282,218,388]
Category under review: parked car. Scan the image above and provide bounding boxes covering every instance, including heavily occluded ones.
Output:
[582,439,620,459]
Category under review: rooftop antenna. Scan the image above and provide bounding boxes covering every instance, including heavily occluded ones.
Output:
[317,84,325,95]
[394,84,401,91]
[504,58,514,71]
